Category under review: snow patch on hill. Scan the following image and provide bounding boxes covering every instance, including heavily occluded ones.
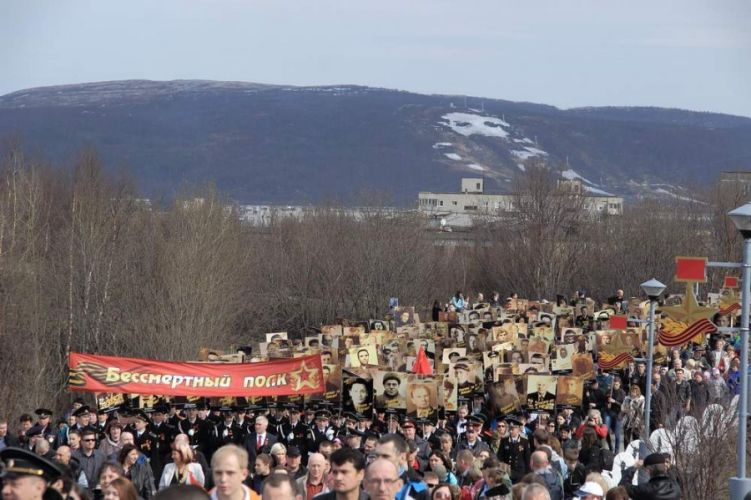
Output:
[562,169,597,186]
[511,146,548,160]
[440,112,510,138]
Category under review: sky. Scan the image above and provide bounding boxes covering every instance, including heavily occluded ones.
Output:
[3,0,751,117]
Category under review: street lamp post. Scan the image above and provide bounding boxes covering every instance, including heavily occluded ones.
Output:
[640,278,666,442]
[729,202,751,500]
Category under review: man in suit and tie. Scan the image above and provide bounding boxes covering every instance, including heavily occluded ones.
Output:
[244,415,277,464]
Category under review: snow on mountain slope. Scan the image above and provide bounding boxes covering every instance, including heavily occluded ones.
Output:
[440,112,510,138]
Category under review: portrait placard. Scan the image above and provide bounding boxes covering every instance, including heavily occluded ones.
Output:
[440,375,458,412]
[526,375,557,411]
[381,339,405,370]
[266,332,288,343]
[443,348,467,364]
[560,327,582,344]
[321,325,343,336]
[395,307,416,327]
[572,352,595,379]
[448,359,480,398]
[488,376,524,415]
[492,325,517,344]
[406,375,439,422]
[342,374,373,417]
[448,324,467,346]
[343,325,366,337]
[556,376,583,406]
[527,336,549,354]
[349,345,379,368]
[305,335,323,349]
[551,344,575,371]
[374,370,407,409]
[369,319,389,332]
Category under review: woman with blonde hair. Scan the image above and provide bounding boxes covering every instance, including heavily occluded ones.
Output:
[158,441,205,489]
[620,384,645,444]
[269,442,287,467]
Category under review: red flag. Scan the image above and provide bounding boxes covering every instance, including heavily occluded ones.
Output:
[675,257,707,283]
[609,315,628,330]
[412,346,433,375]
[724,276,739,289]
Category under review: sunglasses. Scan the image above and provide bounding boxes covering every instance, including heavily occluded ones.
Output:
[82,438,96,442]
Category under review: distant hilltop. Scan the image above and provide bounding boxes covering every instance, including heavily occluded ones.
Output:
[1,79,749,205]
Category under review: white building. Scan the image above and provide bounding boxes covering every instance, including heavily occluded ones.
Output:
[418,178,623,228]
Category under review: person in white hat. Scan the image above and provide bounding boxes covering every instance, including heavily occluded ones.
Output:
[575,480,604,499]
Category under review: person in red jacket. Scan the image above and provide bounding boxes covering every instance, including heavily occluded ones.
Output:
[573,410,609,441]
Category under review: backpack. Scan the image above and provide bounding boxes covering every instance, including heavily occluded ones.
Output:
[599,448,615,471]
[537,469,563,500]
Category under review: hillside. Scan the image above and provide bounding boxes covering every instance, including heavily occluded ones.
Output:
[1,79,750,204]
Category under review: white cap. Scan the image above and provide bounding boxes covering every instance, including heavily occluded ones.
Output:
[575,481,604,498]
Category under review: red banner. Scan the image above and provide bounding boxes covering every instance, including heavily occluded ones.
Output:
[68,352,324,397]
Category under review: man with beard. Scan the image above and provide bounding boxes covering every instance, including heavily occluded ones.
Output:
[375,373,406,409]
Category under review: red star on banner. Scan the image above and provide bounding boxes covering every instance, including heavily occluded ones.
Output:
[289,360,321,391]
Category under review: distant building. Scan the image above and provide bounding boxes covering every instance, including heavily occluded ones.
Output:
[418,177,623,228]
[719,171,751,202]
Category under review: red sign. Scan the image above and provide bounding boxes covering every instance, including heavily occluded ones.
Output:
[724,276,739,289]
[675,257,707,283]
[68,352,324,397]
[609,315,628,330]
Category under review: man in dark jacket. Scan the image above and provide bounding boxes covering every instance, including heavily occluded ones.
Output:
[497,418,531,483]
[619,453,681,500]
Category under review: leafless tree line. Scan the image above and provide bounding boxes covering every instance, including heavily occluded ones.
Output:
[0,147,744,419]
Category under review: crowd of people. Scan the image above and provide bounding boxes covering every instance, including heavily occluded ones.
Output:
[2,286,739,500]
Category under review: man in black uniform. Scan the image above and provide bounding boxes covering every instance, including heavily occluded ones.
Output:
[132,410,160,477]
[231,406,252,444]
[0,447,65,500]
[497,417,530,483]
[150,404,176,478]
[178,403,216,458]
[92,409,110,441]
[279,406,308,458]
[29,409,56,447]
[215,406,238,447]
[306,410,335,455]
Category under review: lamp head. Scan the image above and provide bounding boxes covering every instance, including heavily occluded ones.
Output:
[640,278,666,300]
[728,203,751,239]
